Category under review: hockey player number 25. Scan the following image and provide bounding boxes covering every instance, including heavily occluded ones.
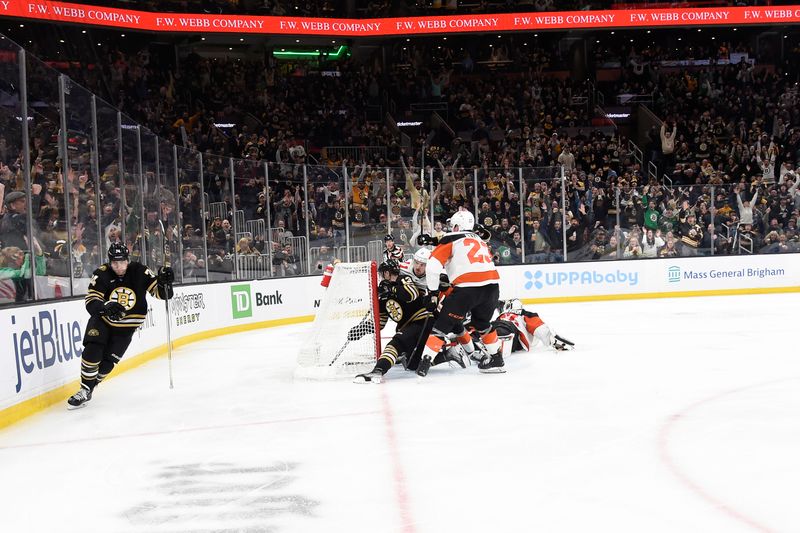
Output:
[464,238,492,264]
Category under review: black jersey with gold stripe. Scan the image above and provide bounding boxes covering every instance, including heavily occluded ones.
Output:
[379,274,432,331]
[84,262,164,329]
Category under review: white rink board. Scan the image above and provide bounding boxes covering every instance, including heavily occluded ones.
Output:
[0,276,325,411]
[498,253,800,301]
[2,255,798,413]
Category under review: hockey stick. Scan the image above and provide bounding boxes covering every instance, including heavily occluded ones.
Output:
[409,314,436,375]
[158,218,174,389]
[328,310,373,366]
[553,333,575,351]
[327,339,352,367]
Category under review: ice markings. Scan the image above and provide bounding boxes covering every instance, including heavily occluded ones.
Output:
[122,461,318,530]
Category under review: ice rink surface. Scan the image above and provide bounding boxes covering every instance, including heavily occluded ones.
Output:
[1,292,799,533]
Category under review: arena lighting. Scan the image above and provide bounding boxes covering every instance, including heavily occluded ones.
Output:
[1,2,800,35]
[272,44,348,59]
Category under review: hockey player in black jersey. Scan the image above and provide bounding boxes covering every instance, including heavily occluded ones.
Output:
[67,242,174,409]
[353,259,466,383]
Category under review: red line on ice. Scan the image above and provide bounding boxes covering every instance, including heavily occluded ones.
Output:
[380,385,416,533]
[657,378,798,533]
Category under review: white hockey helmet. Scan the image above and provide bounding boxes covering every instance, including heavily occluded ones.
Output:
[413,247,431,264]
[449,210,475,231]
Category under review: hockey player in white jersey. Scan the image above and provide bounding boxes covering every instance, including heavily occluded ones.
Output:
[398,247,431,291]
[416,209,505,377]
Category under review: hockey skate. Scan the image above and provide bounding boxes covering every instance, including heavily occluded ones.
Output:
[354,370,384,384]
[66,387,92,410]
[478,353,506,374]
[469,339,490,364]
[442,346,470,369]
[416,355,433,377]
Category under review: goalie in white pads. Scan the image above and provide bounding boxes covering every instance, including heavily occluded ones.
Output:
[491,299,575,355]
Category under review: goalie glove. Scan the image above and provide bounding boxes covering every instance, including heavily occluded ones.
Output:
[417,233,439,246]
[101,301,126,321]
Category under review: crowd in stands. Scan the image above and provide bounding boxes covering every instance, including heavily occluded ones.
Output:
[1,25,799,304]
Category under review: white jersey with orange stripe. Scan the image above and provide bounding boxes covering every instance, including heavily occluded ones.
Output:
[426,231,500,291]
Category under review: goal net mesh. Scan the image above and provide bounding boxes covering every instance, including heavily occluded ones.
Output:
[295,261,380,379]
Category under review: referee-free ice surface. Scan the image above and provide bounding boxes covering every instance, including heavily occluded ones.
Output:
[1,293,799,533]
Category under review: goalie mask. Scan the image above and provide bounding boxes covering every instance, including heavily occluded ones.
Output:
[449,210,475,232]
[502,299,524,315]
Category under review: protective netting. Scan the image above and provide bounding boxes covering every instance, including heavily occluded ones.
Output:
[295,262,379,379]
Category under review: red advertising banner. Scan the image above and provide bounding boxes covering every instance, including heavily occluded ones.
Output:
[1,1,799,36]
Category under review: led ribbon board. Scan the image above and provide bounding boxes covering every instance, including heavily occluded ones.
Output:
[1,1,799,35]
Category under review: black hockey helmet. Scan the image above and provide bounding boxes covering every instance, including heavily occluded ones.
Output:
[378,258,400,277]
[383,234,394,242]
[108,242,129,262]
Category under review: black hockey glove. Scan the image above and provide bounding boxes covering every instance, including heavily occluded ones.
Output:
[417,233,439,246]
[378,279,397,301]
[474,224,491,241]
[157,266,175,285]
[102,301,126,320]
[424,292,439,312]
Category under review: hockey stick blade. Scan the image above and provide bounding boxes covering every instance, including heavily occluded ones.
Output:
[328,340,351,366]
[554,334,575,346]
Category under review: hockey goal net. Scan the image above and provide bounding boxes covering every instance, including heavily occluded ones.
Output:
[295,261,381,379]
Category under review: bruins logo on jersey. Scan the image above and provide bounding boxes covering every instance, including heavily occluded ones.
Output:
[385,299,403,322]
[110,287,137,311]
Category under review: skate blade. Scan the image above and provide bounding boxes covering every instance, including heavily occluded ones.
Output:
[66,402,89,410]
[353,376,382,384]
[479,367,506,374]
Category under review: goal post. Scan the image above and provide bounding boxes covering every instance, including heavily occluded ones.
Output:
[295,261,381,379]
